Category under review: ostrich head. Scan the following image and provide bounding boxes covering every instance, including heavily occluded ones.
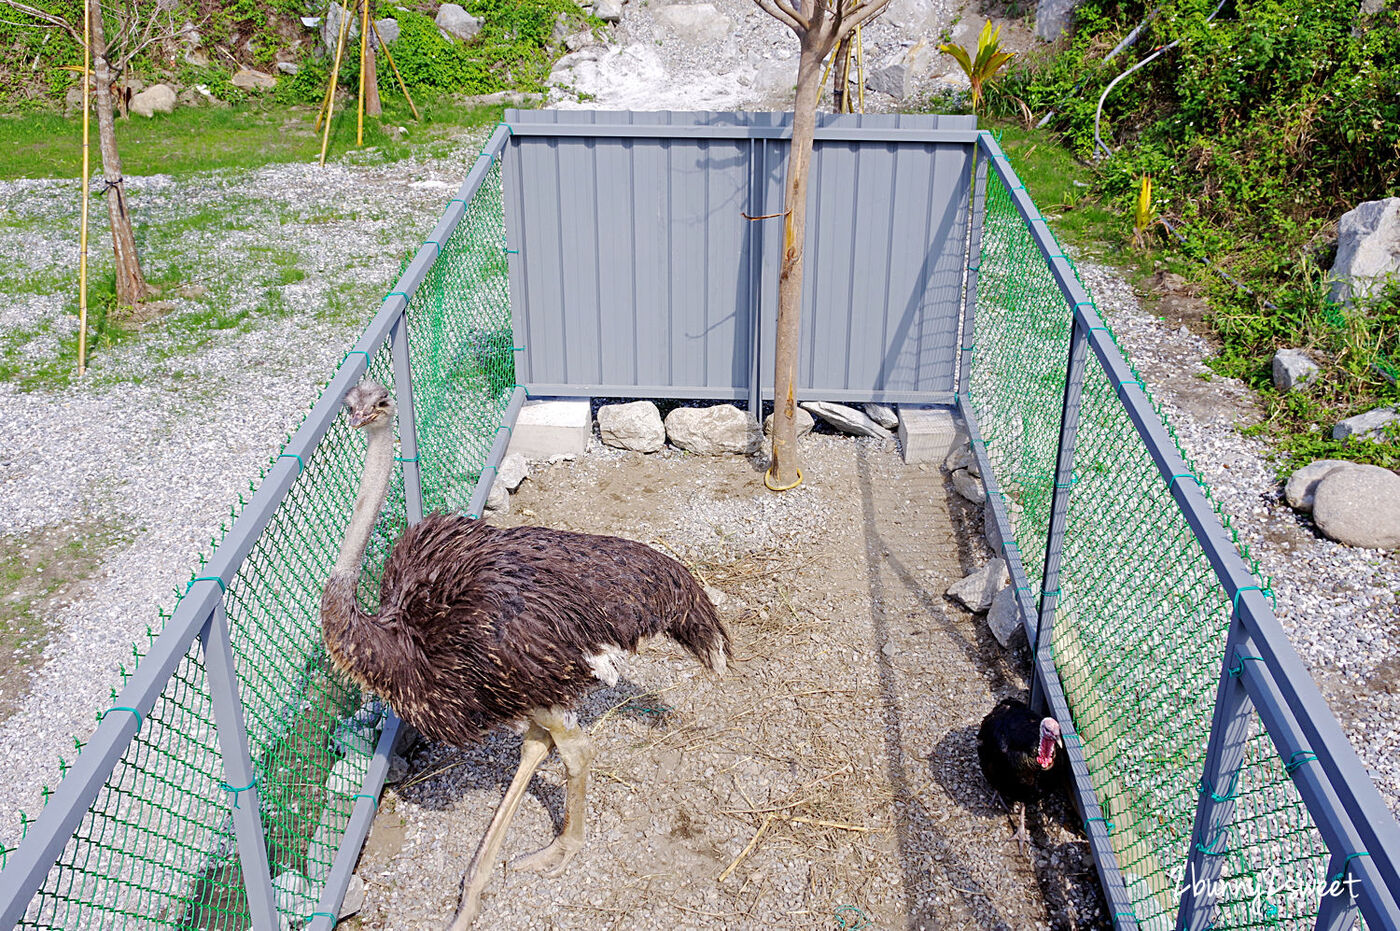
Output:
[1036,717,1062,769]
[343,380,395,431]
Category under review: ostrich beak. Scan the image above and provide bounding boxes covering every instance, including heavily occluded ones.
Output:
[348,409,376,428]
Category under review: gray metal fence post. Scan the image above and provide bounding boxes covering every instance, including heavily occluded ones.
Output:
[1030,315,1089,714]
[957,143,989,398]
[390,311,424,525]
[1175,607,1259,931]
[200,600,280,930]
[1314,850,1361,931]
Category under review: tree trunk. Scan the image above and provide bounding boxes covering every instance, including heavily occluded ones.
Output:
[363,0,381,117]
[88,0,148,308]
[770,37,825,489]
[832,36,850,112]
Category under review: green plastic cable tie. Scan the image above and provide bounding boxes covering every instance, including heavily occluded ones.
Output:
[961,344,975,352]
[468,511,481,520]
[1084,816,1114,834]
[511,346,526,351]
[1228,655,1265,678]
[510,384,532,398]
[187,575,227,594]
[100,706,144,729]
[1042,589,1061,597]
[1231,585,1273,615]
[220,777,258,809]
[307,912,337,923]
[384,291,408,302]
[346,349,371,366]
[1055,474,1079,490]
[278,452,305,474]
[494,120,513,135]
[1285,750,1318,773]
[1198,769,1239,802]
[505,248,520,254]
[1116,379,1143,394]
[1194,827,1230,857]
[1331,851,1370,882]
[967,263,980,272]
[1073,300,1094,309]
[394,455,419,463]
[353,793,379,809]
[1168,472,1197,491]
[496,425,512,436]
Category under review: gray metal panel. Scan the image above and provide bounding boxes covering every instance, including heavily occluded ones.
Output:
[505,110,975,404]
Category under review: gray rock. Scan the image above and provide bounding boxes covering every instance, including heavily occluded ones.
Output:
[340,874,366,918]
[753,57,799,97]
[946,557,1008,613]
[986,585,1022,648]
[485,476,510,513]
[1332,406,1399,442]
[1035,0,1080,40]
[1312,465,1400,549]
[598,400,665,452]
[1328,198,1400,305]
[276,61,300,75]
[436,2,482,42]
[943,442,979,477]
[863,403,899,430]
[762,407,815,438]
[1272,348,1320,392]
[800,401,892,439]
[273,871,312,915]
[231,69,276,91]
[386,753,409,784]
[130,84,176,118]
[865,41,932,100]
[322,2,359,52]
[654,3,731,42]
[594,0,623,21]
[951,468,986,504]
[665,405,760,455]
[375,17,400,44]
[497,452,528,490]
[984,497,1004,551]
[1285,459,1355,512]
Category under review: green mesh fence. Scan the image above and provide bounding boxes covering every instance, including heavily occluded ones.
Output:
[968,164,1340,930]
[5,153,512,929]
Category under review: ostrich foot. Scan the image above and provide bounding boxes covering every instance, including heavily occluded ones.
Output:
[511,836,582,877]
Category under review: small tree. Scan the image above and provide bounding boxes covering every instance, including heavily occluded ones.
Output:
[938,20,1014,115]
[3,0,186,308]
[755,0,891,490]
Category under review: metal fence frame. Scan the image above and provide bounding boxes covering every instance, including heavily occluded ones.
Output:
[3,118,1399,931]
[963,131,1400,931]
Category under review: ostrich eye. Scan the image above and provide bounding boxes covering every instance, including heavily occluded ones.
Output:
[377,399,390,408]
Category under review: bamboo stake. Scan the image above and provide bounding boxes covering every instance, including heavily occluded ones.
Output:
[357,0,368,146]
[318,0,354,165]
[77,0,91,376]
[371,18,419,121]
[855,24,866,113]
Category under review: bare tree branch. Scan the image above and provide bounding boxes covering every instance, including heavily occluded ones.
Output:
[835,0,891,40]
[754,0,808,33]
[0,0,80,41]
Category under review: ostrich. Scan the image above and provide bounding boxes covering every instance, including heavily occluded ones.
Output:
[321,380,730,929]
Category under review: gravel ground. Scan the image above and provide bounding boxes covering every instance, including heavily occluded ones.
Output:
[0,134,489,849]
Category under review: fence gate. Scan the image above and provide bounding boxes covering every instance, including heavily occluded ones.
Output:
[503,109,979,410]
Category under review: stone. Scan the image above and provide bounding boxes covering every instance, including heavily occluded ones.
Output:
[184,49,209,67]
[897,405,959,463]
[231,69,276,91]
[340,874,366,919]
[1035,0,1080,40]
[598,400,665,452]
[951,468,986,504]
[485,476,510,513]
[1271,348,1320,392]
[276,61,300,75]
[436,3,483,42]
[1328,198,1400,305]
[273,872,312,915]
[800,401,891,439]
[753,57,799,97]
[385,753,409,784]
[507,398,592,459]
[1285,459,1355,512]
[654,3,731,42]
[375,17,400,44]
[664,405,760,455]
[865,40,932,100]
[983,496,1023,552]
[497,452,528,491]
[946,558,1008,613]
[986,585,1023,648]
[1312,465,1400,549]
[943,442,980,477]
[130,84,176,117]
[863,403,899,430]
[1332,406,1399,442]
[594,0,623,21]
[762,407,816,438]
[322,2,360,52]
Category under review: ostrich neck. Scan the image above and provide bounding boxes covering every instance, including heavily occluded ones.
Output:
[334,424,396,577]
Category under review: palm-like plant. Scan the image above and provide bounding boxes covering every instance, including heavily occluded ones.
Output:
[939,21,1015,114]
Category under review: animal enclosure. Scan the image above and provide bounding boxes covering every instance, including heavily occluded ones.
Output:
[0,113,1397,931]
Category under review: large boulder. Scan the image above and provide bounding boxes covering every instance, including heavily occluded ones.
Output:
[321,2,359,52]
[594,0,623,21]
[598,400,665,453]
[1271,349,1320,392]
[1328,198,1400,305]
[947,558,1008,613]
[986,585,1023,648]
[865,40,932,101]
[496,453,528,491]
[762,407,816,437]
[863,403,899,430]
[654,3,731,42]
[436,3,482,42]
[130,84,176,117]
[664,405,760,455]
[800,401,892,439]
[1312,465,1400,549]
[1035,0,1081,40]
[375,17,400,44]
[231,69,276,91]
[1332,406,1399,442]
[1285,459,1354,512]
[951,468,986,504]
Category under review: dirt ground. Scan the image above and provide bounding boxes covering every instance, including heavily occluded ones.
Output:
[348,433,1109,930]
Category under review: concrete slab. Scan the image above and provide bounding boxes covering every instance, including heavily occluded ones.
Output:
[505,397,592,459]
[896,405,961,464]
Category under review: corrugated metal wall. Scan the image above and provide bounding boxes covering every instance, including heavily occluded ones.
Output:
[503,109,977,407]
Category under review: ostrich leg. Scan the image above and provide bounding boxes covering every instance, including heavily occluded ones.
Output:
[511,706,596,877]
[449,722,553,931]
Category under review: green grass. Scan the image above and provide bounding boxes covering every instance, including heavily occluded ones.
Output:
[0,95,511,181]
